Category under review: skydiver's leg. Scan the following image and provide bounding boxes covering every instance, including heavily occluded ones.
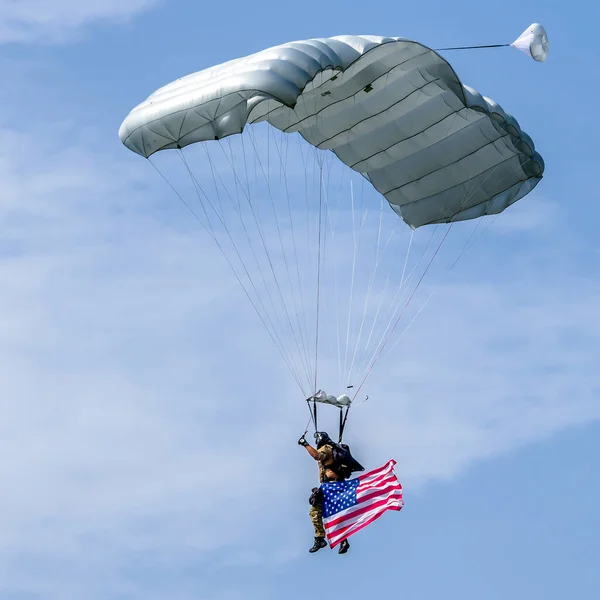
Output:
[309,501,325,537]
[308,499,327,552]
[338,538,350,554]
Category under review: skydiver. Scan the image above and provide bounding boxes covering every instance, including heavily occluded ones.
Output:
[298,431,351,555]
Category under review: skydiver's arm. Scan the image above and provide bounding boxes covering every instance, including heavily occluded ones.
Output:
[298,436,331,461]
[298,436,324,460]
[304,445,320,460]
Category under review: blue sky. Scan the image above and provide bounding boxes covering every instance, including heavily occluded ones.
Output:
[1,1,599,599]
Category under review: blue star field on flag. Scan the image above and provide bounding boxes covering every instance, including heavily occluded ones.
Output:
[322,478,360,518]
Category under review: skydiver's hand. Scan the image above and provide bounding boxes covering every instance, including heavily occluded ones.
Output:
[298,435,308,447]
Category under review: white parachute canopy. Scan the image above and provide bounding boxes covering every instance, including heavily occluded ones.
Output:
[511,23,549,62]
[119,35,544,229]
[118,32,547,399]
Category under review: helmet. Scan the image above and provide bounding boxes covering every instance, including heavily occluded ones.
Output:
[314,431,332,449]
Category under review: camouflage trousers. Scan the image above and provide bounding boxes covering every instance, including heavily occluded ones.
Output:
[309,497,326,538]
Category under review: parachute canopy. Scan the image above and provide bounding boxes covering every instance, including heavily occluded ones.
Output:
[119,35,544,229]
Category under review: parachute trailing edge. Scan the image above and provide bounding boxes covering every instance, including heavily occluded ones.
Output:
[119,33,545,229]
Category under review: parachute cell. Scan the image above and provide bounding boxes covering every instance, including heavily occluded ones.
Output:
[119,35,544,229]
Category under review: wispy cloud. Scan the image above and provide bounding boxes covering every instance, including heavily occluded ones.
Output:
[1,112,598,597]
[354,268,600,485]
[0,0,160,44]
[0,123,301,598]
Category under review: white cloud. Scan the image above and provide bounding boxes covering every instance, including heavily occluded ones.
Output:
[0,125,301,598]
[0,0,159,43]
[487,194,559,233]
[1,120,599,598]
[354,275,600,485]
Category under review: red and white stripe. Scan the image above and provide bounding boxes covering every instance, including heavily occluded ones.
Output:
[323,459,403,548]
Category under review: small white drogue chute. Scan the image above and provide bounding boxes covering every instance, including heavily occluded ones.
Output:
[511,23,549,62]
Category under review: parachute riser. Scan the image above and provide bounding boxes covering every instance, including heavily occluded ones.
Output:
[306,389,362,443]
[306,399,349,443]
[338,406,350,444]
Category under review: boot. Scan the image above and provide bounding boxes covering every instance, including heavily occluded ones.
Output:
[338,539,350,554]
[309,536,328,553]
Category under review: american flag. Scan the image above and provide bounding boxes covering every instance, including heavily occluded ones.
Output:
[322,459,403,548]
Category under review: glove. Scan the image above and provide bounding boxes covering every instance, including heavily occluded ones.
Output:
[298,435,308,447]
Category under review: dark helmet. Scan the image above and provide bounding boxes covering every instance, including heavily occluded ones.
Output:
[314,431,332,449]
